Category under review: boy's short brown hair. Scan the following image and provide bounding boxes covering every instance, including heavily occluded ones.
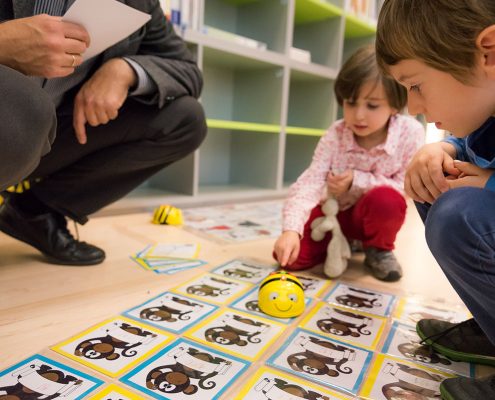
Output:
[376,0,495,83]
[334,44,406,110]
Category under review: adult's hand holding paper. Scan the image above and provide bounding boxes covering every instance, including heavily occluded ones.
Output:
[63,0,151,61]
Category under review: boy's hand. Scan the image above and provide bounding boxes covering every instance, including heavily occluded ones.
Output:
[328,170,353,197]
[273,231,300,267]
[447,161,493,189]
[405,143,459,203]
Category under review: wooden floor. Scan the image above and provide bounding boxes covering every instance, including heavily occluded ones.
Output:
[0,199,485,395]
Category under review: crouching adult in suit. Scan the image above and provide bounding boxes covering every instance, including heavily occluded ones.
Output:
[0,0,207,265]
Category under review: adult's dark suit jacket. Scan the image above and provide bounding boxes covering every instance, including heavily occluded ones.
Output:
[0,0,203,107]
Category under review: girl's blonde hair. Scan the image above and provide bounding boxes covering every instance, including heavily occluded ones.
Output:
[334,44,406,110]
[376,0,495,83]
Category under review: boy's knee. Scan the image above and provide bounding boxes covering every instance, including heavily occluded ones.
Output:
[172,96,207,151]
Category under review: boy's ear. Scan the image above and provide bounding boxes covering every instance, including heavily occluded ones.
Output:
[476,25,495,77]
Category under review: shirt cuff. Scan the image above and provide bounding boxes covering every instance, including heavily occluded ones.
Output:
[485,171,495,191]
[123,57,156,96]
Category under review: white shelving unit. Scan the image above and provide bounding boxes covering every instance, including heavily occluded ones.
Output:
[109,0,378,213]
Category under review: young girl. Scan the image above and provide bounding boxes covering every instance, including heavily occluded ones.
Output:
[273,45,424,282]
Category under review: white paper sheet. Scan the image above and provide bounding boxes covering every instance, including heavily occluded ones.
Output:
[63,0,151,60]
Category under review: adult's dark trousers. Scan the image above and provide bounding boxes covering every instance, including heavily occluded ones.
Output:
[0,65,56,191]
[416,187,495,345]
[27,95,207,224]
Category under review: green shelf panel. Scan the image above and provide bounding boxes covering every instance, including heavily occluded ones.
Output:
[207,119,281,133]
[221,0,260,5]
[294,0,343,25]
[345,13,376,37]
[286,126,326,136]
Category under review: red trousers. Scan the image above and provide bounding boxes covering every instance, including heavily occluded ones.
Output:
[280,186,407,271]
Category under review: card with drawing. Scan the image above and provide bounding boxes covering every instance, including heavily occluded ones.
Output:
[123,291,218,334]
[210,258,277,284]
[145,243,200,259]
[88,383,144,399]
[293,273,332,298]
[52,316,173,377]
[325,283,396,317]
[393,297,471,326]
[360,354,455,400]
[299,301,387,350]
[0,354,103,399]
[381,321,475,377]
[184,309,285,361]
[266,328,373,395]
[229,285,312,325]
[234,366,354,399]
[120,338,249,399]
[173,273,252,305]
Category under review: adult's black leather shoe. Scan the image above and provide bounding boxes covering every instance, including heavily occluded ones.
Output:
[0,197,105,265]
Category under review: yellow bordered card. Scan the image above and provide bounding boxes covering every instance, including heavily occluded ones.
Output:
[144,243,200,259]
[293,273,332,298]
[51,316,174,378]
[234,366,354,399]
[360,354,456,399]
[184,309,285,361]
[88,383,145,399]
[299,301,387,350]
[173,273,253,305]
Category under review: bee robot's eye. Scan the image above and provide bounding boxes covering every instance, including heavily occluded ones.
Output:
[269,292,279,300]
[289,294,298,302]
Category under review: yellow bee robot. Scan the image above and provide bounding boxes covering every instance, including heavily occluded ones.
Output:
[152,204,183,226]
[258,270,305,318]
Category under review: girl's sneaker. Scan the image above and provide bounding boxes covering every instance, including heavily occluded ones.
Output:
[364,247,403,282]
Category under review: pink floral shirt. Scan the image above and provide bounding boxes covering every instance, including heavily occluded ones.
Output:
[283,114,425,236]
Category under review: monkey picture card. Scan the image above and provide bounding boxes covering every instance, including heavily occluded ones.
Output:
[381,321,475,377]
[144,243,200,259]
[123,291,219,334]
[393,297,471,326]
[210,258,277,284]
[230,285,312,325]
[173,273,252,305]
[234,366,354,400]
[359,354,455,400]
[88,383,144,399]
[0,354,103,399]
[52,316,174,378]
[292,273,332,299]
[184,309,285,361]
[120,338,249,399]
[324,283,396,317]
[266,328,373,395]
[299,302,387,350]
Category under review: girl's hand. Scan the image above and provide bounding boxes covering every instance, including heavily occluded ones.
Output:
[405,143,459,203]
[273,231,300,267]
[447,161,493,189]
[328,170,353,197]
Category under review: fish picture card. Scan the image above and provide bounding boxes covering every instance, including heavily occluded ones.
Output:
[210,258,277,284]
[360,354,455,400]
[184,309,285,361]
[0,354,103,399]
[52,316,174,378]
[266,328,373,395]
[234,366,354,400]
[230,285,312,325]
[393,296,471,326]
[173,273,252,305]
[145,243,200,259]
[299,302,387,350]
[324,283,396,317]
[381,321,475,377]
[293,273,332,299]
[88,384,144,399]
[120,338,249,400]
[123,291,219,334]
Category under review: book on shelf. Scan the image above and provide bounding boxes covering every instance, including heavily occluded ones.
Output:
[345,0,378,22]
[159,0,201,31]
[201,26,267,51]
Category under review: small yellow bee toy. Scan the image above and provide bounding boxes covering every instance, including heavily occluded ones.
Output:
[152,204,183,226]
[258,270,305,318]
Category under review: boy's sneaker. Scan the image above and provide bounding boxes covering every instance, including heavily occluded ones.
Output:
[440,375,495,400]
[417,318,495,366]
[363,247,402,282]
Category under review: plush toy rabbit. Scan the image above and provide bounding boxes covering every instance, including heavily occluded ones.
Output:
[310,197,351,278]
